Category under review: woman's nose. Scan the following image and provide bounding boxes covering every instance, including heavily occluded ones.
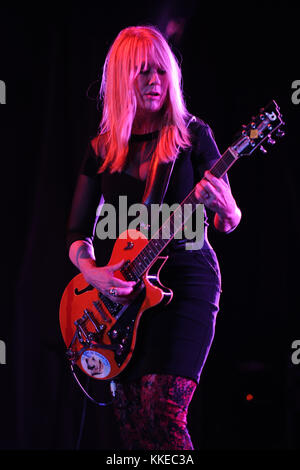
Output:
[149,71,160,85]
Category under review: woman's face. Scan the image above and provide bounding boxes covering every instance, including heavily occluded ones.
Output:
[134,55,169,117]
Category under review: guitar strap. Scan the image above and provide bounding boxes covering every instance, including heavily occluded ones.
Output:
[141,152,175,208]
[141,116,196,208]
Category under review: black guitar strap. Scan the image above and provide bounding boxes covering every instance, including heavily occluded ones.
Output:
[141,153,175,207]
[141,116,196,207]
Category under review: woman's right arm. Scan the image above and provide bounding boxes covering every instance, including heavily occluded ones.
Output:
[67,170,101,266]
[67,172,136,302]
[69,239,97,274]
[67,171,102,278]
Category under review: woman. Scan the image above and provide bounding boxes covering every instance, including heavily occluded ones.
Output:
[67,25,241,450]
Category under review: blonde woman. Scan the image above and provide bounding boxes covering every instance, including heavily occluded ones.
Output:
[67,25,241,450]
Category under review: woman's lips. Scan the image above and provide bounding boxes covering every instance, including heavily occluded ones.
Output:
[144,93,160,99]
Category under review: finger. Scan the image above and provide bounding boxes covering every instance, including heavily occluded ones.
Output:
[201,180,216,196]
[108,260,137,286]
[195,181,211,200]
[195,180,205,196]
[113,286,135,296]
[204,171,225,191]
[195,184,205,202]
[107,285,135,300]
[111,277,137,288]
[109,259,126,271]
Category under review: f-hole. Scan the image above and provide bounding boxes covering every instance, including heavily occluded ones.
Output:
[74,284,94,295]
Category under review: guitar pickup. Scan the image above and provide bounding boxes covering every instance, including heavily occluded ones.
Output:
[97,293,123,317]
[93,300,113,323]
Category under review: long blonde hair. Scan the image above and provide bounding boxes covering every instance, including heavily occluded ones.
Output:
[96,25,192,173]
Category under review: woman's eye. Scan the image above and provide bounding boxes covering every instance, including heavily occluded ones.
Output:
[139,69,166,75]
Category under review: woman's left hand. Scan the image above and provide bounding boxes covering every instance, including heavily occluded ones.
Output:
[195,171,236,218]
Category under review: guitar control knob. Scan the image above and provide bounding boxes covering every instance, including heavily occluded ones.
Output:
[110,329,118,338]
[275,129,285,138]
[267,136,276,145]
[260,145,267,154]
[124,241,134,250]
[116,344,124,356]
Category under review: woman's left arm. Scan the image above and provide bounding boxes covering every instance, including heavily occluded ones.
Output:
[195,170,242,233]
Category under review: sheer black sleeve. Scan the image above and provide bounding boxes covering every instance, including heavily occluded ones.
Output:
[190,118,230,187]
[66,141,103,251]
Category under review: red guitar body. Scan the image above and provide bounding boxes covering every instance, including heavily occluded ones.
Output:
[59,229,172,380]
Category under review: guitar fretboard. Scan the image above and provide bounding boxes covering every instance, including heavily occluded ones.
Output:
[210,148,237,178]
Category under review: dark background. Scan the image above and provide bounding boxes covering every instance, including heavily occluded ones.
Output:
[0,1,299,452]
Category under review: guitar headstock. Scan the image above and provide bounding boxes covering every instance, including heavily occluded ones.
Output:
[231,100,285,157]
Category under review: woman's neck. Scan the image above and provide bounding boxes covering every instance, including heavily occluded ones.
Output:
[132,111,162,135]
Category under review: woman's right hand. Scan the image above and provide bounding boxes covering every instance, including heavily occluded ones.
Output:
[82,259,137,304]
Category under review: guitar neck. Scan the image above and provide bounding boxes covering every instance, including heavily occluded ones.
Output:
[209,147,238,178]
[129,147,238,278]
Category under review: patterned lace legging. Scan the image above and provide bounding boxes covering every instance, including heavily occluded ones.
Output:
[112,374,197,450]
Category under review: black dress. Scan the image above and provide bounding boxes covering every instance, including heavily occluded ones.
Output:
[67,118,229,384]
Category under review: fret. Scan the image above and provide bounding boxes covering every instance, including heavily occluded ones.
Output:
[132,259,147,277]
[211,161,227,178]
[210,149,237,178]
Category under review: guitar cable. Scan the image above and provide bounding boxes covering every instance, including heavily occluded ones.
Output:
[71,363,117,406]
[72,364,117,449]
[75,375,88,450]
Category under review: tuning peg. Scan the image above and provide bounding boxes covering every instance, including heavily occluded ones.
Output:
[260,145,267,154]
[267,135,276,145]
[275,129,285,138]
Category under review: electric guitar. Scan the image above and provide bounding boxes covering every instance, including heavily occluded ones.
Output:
[59,100,284,380]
